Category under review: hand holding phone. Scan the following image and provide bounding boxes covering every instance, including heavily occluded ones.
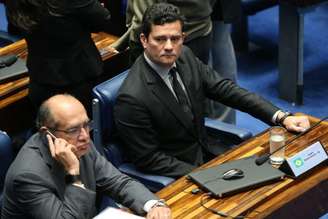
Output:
[43,129,80,174]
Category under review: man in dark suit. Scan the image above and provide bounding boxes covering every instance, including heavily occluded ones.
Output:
[5,0,113,114]
[2,94,171,219]
[114,3,310,178]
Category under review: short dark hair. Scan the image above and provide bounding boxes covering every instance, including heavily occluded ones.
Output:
[141,3,185,38]
[35,100,56,130]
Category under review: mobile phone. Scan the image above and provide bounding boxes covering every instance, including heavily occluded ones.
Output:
[45,130,57,140]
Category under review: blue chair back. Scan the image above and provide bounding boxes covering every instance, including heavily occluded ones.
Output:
[92,70,128,165]
[0,130,13,210]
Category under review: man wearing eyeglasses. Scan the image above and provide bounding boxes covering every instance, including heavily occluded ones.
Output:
[114,3,310,178]
[2,94,171,219]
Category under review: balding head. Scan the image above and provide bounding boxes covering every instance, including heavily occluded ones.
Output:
[37,94,91,157]
[36,94,86,130]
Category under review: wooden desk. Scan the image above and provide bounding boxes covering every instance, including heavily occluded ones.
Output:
[278,0,327,104]
[0,32,119,109]
[157,115,328,218]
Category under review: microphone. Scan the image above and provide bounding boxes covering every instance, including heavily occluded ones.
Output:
[0,55,18,68]
[255,116,328,165]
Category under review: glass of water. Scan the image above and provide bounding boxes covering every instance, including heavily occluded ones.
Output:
[269,126,286,165]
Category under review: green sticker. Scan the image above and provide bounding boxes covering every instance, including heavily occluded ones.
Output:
[293,158,304,168]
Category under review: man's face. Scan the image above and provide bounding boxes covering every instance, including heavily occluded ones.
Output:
[140,21,185,68]
[50,99,91,158]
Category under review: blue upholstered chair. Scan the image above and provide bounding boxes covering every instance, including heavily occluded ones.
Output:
[319,213,328,219]
[0,130,13,210]
[92,70,252,192]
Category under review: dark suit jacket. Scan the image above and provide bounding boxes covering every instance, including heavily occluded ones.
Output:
[1,133,156,219]
[114,46,280,178]
[25,0,111,86]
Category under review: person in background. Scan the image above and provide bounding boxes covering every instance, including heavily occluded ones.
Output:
[208,0,242,123]
[114,3,310,178]
[111,0,216,65]
[5,0,112,115]
[1,94,171,219]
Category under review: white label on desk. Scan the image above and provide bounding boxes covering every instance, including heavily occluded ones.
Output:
[286,141,327,177]
[94,207,145,219]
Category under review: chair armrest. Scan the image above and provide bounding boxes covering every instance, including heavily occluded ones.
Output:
[204,117,252,144]
[119,163,175,192]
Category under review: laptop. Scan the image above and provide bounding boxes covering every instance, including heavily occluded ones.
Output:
[187,156,285,198]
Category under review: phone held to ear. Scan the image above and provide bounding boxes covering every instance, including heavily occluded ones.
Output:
[45,130,57,140]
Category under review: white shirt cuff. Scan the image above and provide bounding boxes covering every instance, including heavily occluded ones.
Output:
[272,110,283,124]
[143,200,159,212]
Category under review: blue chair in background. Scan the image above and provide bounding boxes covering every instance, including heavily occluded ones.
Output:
[232,0,278,51]
[0,3,22,47]
[0,130,13,211]
[92,70,252,192]
[319,213,328,219]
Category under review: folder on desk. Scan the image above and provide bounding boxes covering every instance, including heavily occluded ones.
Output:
[187,156,285,198]
[0,56,27,83]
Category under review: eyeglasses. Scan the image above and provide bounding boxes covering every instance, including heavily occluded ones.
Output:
[153,35,183,46]
[49,120,93,139]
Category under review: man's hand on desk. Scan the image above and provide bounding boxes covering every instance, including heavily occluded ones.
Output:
[282,116,310,133]
[146,206,172,219]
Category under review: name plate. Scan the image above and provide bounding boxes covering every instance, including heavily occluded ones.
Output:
[279,141,328,177]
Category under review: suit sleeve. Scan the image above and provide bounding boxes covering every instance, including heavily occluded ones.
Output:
[187,49,280,124]
[91,146,158,215]
[12,172,96,219]
[114,94,196,178]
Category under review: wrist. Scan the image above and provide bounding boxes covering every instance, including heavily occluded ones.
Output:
[277,111,294,127]
[67,168,79,175]
[151,199,168,209]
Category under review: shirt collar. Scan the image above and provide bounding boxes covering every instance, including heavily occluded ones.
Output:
[143,52,176,78]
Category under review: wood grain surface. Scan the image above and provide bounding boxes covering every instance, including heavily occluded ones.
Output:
[157,115,328,218]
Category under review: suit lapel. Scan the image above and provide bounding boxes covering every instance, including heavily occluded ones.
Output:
[142,60,197,136]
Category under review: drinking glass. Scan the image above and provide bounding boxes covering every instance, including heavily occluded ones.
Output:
[269,126,286,165]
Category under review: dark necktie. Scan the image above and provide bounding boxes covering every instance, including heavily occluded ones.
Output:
[169,68,194,120]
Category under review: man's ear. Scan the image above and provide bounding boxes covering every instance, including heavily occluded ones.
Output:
[140,33,147,49]
[182,32,186,42]
[40,126,47,133]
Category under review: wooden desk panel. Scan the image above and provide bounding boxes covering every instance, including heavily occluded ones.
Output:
[0,32,118,109]
[157,116,328,218]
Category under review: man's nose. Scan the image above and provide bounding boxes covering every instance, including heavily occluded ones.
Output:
[78,127,89,140]
[164,39,173,50]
